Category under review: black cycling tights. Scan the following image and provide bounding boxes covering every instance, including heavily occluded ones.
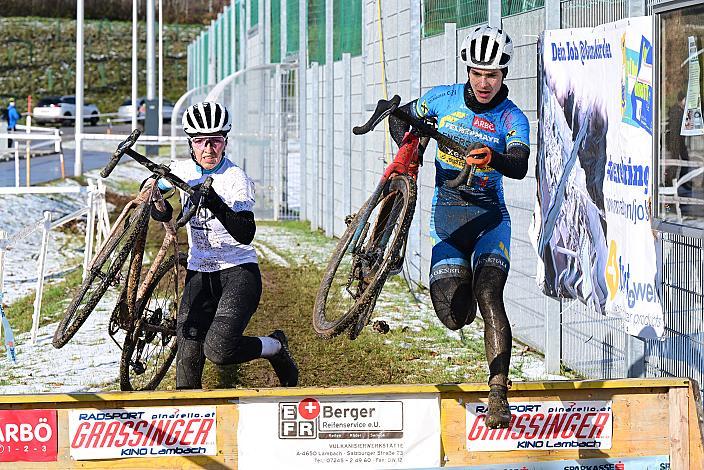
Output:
[176,263,263,389]
[430,265,511,387]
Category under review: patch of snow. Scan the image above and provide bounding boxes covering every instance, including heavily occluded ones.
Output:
[0,293,122,394]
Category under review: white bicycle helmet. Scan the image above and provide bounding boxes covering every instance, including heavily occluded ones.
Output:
[182,101,232,136]
[460,25,513,70]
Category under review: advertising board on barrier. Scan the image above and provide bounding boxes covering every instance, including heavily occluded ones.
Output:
[414,454,669,469]
[466,400,613,452]
[237,394,441,469]
[0,409,57,462]
[68,406,217,460]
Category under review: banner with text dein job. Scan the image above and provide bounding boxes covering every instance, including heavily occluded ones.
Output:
[531,16,663,338]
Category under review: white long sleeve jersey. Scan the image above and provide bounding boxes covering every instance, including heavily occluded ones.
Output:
[167,157,258,272]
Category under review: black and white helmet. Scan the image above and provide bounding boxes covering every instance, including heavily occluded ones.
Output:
[182,101,232,136]
[460,25,513,70]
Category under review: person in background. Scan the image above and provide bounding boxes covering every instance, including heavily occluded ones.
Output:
[6,98,21,147]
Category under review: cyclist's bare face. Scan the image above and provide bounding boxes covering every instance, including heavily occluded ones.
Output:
[191,134,226,170]
[468,68,504,104]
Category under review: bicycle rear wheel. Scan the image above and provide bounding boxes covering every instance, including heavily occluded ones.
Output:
[119,253,186,391]
[313,175,417,339]
[52,202,150,349]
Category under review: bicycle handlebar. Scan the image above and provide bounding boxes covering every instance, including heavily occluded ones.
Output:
[353,96,400,135]
[354,95,477,188]
[101,129,140,178]
[103,129,199,195]
[104,129,216,226]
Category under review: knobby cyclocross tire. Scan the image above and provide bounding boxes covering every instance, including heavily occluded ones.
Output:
[119,253,186,391]
[52,202,151,349]
[313,175,417,339]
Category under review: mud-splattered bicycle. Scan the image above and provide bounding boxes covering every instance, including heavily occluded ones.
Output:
[52,129,212,391]
[313,95,478,340]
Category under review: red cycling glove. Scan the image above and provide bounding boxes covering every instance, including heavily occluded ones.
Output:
[383,132,420,180]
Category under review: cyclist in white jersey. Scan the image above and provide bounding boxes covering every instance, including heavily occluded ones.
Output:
[163,101,298,389]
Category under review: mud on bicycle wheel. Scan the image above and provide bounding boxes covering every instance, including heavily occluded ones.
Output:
[119,253,187,391]
[313,175,417,339]
[52,202,151,349]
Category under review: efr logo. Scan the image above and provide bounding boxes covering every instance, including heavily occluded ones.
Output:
[279,398,319,439]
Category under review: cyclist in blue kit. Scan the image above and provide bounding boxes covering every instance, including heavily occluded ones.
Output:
[386,25,530,429]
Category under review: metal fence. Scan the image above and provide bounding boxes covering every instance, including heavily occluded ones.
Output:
[188,0,704,390]
[205,64,300,221]
[560,0,627,28]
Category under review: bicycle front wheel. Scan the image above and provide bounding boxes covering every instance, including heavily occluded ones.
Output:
[313,175,417,339]
[120,253,186,391]
[52,202,151,349]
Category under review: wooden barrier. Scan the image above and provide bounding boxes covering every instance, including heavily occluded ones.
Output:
[0,378,701,469]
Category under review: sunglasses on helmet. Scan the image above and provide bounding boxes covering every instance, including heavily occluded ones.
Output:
[190,136,226,150]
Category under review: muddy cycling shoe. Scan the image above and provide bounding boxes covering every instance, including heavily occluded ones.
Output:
[485,384,511,429]
[268,330,299,387]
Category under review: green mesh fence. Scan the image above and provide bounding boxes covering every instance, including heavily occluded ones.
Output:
[251,0,259,27]
[271,0,281,63]
[307,0,325,65]
[333,0,362,61]
[286,0,299,56]
[502,0,544,16]
[423,0,488,38]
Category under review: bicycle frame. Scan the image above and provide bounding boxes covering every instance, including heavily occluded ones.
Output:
[109,179,183,342]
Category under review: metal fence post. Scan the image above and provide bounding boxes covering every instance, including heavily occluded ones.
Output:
[31,211,52,345]
[545,298,563,374]
[325,0,334,237]
[343,53,352,219]
[274,65,282,221]
[626,335,646,377]
[488,0,502,28]
[14,141,19,188]
[627,0,646,17]
[407,0,423,284]
[311,62,320,231]
[82,180,97,279]
[545,0,561,30]
[444,23,457,84]
[298,0,308,222]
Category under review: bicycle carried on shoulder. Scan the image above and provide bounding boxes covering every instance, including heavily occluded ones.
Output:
[52,130,212,391]
[312,95,479,340]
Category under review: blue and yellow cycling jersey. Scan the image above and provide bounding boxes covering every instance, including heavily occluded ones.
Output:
[415,83,529,274]
[415,83,530,205]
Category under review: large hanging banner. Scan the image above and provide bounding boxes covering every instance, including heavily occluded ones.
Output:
[531,16,664,338]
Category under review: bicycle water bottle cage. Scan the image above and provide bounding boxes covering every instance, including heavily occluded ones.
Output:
[353,95,401,135]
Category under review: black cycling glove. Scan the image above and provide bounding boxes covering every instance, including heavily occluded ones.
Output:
[192,184,257,245]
